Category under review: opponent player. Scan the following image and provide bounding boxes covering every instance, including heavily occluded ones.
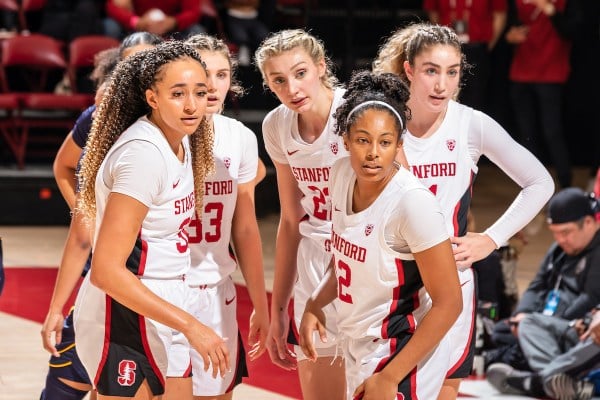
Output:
[254,29,347,399]
[181,33,270,399]
[299,70,462,400]
[73,41,228,399]
[373,23,554,398]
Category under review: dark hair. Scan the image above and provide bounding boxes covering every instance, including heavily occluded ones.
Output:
[119,31,163,58]
[78,41,213,219]
[90,47,120,87]
[334,70,410,137]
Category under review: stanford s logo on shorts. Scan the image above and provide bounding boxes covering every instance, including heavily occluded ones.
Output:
[117,360,137,386]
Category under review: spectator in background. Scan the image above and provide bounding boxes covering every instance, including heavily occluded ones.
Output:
[104,0,204,40]
[487,187,600,371]
[225,0,269,66]
[423,0,507,111]
[505,0,582,189]
[38,0,104,42]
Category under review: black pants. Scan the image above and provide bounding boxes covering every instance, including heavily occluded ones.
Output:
[510,82,572,188]
[459,42,491,111]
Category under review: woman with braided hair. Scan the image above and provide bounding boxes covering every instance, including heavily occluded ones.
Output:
[299,70,462,400]
[73,41,229,399]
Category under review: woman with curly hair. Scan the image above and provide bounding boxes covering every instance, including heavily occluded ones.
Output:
[299,70,462,400]
[73,41,229,399]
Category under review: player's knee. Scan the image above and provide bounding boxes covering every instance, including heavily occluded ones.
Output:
[40,377,89,400]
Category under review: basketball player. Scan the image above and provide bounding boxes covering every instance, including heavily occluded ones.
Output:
[299,70,462,400]
[40,33,162,400]
[254,29,347,399]
[179,33,270,399]
[73,41,228,399]
[373,23,555,399]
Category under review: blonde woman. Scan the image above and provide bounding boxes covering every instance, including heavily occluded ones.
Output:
[255,29,347,399]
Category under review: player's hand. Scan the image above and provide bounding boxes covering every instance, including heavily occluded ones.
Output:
[451,232,497,270]
[298,299,327,362]
[41,311,65,357]
[247,308,269,361]
[186,322,230,379]
[266,309,296,370]
[353,371,397,400]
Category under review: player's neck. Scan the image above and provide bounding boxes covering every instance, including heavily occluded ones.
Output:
[406,104,447,139]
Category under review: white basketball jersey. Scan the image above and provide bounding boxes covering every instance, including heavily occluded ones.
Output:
[95,116,195,279]
[329,158,447,340]
[186,114,258,286]
[403,100,476,237]
[263,88,347,252]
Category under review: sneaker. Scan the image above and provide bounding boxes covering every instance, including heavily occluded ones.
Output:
[543,373,595,400]
[486,363,534,395]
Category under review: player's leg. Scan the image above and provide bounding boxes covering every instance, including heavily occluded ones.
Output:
[293,238,346,400]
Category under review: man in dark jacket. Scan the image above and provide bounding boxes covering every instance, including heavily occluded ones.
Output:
[486,187,600,369]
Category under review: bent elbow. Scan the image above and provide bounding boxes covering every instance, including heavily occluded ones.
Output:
[90,266,109,292]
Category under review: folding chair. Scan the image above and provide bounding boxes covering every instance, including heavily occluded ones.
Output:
[0,34,92,168]
[67,35,120,95]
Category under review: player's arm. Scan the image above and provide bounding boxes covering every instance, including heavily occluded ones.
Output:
[231,180,269,361]
[299,258,336,361]
[41,200,92,355]
[267,159,304,370]
[255,157,267,185]
[354,240,462,399]
[452,114,554,267]
[53,132,82,210]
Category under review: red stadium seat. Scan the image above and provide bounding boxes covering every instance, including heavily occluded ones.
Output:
[67,35,120,94]
[0,34,92,168]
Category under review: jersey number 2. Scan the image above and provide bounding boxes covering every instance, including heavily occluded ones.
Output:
[337,259,353,304]
[308,185,330,220]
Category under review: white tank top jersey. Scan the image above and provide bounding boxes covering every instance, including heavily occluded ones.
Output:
[402,100,553,246]
[262,87,347,251]
[94,116,195,279]
[402,100,475,238]
[329,158,449,340]
[186,114,259,286]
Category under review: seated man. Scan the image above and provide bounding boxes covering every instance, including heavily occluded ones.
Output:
[486,187,600,400]
[487,309,600,400]
[485,187,600,371]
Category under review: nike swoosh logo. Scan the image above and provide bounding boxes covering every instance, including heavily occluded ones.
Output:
[172,179,180,189]
[334,206,340,211]
[225,296,236,305]
[460,280,471,287]
[287,149,300,156]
